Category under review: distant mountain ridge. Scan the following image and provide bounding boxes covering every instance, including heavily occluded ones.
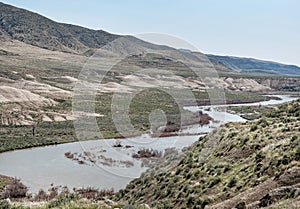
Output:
[0,2,236,75]
[1,1,299,77]
[0,3,204,58]
[207,54,300,76]
[0,2,120,54]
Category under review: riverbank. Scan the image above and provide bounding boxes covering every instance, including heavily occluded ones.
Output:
[0,175,13,193]
[1,98,300,209]
[182,95,279,106]
[115,99,300,208]
[0,94,297,194]
[0,93,270,154]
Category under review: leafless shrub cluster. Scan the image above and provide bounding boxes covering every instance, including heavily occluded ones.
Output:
[1,178,28,199]
[132,148,162,158]
[34,186,69,201]
[33,185,113,201]
[163,147,178,157]
[112,140,122,147]
[74,187,114,200]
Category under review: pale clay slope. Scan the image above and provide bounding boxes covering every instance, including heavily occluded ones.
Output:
[0,40,87,62]
[120,74,269,92]
[0,86,72,125]
[0,40,269,94]
[0,86,55,105]
[0,40,271,125]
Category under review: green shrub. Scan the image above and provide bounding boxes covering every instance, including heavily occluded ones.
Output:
[208,177,221,188]
[46,193,77,208]
[295,146,300,161]
[291,135,298,142]
[258,118,269,127]
[250,125,258,132]
[0,200,10,209]
[255,152,265,163]
[227,177,237,188]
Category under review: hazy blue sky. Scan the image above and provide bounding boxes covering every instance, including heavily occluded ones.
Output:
[2,0,300,65]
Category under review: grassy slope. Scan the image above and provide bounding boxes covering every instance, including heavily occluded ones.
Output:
[0,90,267,153]
[0,46,269,153]
[1,100,299,209]
[0,42,268,153]
[113,99,300,208]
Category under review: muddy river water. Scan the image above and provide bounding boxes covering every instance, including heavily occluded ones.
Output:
[0,95,297,193]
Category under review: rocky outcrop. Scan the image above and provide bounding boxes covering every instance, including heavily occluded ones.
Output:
[255,77,300,91]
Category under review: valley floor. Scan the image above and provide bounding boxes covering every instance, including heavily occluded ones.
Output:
[0,99,299,209]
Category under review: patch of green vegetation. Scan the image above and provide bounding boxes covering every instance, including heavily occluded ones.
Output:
[94,90,267,137]
[0,84,269,153]
[226,98,300,120]
[113,99,300,208]
[2,99,299,208]
[224,91,266,102]
[0,175,13,193]
[0,121,77,153]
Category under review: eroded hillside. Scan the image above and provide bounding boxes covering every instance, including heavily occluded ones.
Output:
[114,99,300,208]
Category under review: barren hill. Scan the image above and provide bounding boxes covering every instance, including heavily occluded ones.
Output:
[208,54,300,76]
[0,2,120,54]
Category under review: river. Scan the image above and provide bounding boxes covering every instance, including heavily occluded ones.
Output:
[0,95,297,193]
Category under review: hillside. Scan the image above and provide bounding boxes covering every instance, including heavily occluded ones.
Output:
[208,55,300,76]
[0,2,298,157]
[0,2,121,54]
[114,99,300,208]
[0,3,276,128]
[0,1,299,209]
[2,99,299,209]
[0,3,235,73]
